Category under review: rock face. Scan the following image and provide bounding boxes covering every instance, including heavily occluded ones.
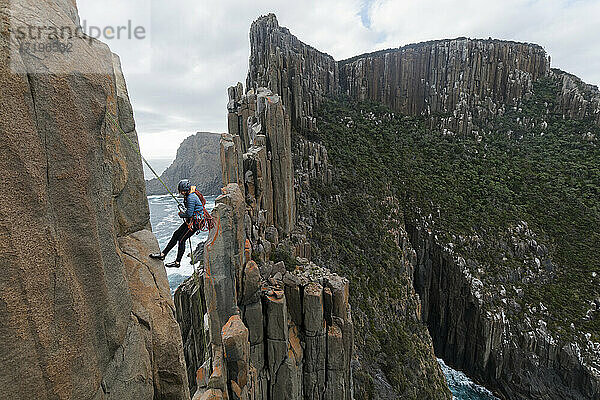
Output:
[409,223,600,400]
[551,69,600,125]
[246,14,597,135]
[340,39,549,135]
[146,132,223,196]
[237,13,600,400]
[243,14,451,400]
[174,276,209,396]
[175,19,355,398]
[226,86,297,237]
[247,14,338,131]
[0,1,188,399]
[175,78,354,398]
[176,184,353,400]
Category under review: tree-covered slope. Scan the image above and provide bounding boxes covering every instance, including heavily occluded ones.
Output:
[304,73,599,399]
[319,74,599,338]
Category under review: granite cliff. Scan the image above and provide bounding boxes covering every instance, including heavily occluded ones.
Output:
[220,13,598,400]
[146,132,223,196]
[0,1,188,399]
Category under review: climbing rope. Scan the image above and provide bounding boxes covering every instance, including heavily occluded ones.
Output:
[105,112,196,265]
[106,112,182,207]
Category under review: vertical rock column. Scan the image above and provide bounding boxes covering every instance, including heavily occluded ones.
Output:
[552,69,600,125]
[204,184,246,346]
[179,166,353,400]
[220,134,245,199]
[297,265,353,400]
[244,136,274,227]
[303,282,326,399]
[225,85,296,238]
[247,13,339,131]
[264,93,296,236]
[238,260,353,400]
[174,276,209,396]
[0,2,189,399]
[222,315,251,400]
[340,39,551,135]
[176,26,354,396]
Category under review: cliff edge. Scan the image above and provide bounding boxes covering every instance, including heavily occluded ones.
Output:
[241,13,599,400]
[0,1,189,399]
[174,87,354,400]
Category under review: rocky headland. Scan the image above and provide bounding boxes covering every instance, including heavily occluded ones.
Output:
[146,132,223,196]
[1,3,598,400]
[173,13,599,400]
[174,85,354,400]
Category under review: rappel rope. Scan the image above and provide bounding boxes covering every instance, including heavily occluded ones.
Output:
[105,113,182,207]
[106,112,196,265]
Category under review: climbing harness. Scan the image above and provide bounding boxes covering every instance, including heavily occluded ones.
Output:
[186,186,215,233]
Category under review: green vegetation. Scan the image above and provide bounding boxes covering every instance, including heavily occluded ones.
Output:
[302,109,453,396]
[308,169,451,399]
[310,76,599,342]
[269,246,298,271]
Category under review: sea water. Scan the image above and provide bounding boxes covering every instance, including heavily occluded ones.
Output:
[438,359,499,400]
[148,194,217,293]
[148,194,498,399]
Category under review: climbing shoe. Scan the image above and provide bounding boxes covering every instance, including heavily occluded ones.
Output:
[150,253,165,260]
[165,261,181,268]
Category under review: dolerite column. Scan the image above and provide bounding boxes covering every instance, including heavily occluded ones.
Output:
[240,260,268,400]
[264,94,296,236]
[220,134,246,199]
[254,134,274,226]
[303,282,326,400]
[227,84,242,137]
[222,315,251,400]
[324,275,353,400]
[264,288,290,399]
[244,138,274,228]
[203,184,246,345]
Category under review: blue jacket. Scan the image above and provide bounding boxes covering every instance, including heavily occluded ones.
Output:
[180,192,204,219]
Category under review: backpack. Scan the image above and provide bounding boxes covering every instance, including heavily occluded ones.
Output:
[188,186,215,232]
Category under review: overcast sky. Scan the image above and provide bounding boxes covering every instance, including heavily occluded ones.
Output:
[77,0,600,160]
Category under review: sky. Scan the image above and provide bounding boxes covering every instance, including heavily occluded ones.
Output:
[76,0,600,160]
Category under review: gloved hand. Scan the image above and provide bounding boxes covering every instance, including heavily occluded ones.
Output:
[178,211,184,218]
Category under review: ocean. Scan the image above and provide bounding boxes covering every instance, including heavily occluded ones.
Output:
[438,359,499,400]
[147,194,498,400]
[148,194,217,293]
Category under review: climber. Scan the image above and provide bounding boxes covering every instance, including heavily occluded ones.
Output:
[149,179,204,268]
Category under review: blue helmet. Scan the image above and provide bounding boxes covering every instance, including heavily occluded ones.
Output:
[178,179,191,193]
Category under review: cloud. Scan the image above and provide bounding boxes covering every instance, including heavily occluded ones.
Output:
[77,0,599,159]
[368,0,600,85]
